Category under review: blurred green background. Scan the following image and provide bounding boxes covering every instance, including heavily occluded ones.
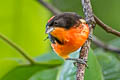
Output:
[0,0,120,80]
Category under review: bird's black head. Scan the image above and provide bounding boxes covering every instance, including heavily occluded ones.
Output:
[45,12,82,33]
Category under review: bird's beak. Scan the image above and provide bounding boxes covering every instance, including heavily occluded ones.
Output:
[45,26,54,34]
[79,19,86,24]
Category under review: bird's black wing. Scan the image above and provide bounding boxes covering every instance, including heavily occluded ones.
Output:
[48,34,63,45]
[48,34,56,44]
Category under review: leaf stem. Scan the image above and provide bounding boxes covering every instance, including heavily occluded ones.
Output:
[0,33,35,64]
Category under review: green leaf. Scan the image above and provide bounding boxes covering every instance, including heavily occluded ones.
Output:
[1,64,60,80]
[59,49,103,80]
[95,51,120,80]
[35,52,64,64]
[84,50,103,80]
[94,37,120,80]
[0,58,19,79]
[29,67,58,80]
[1,52,63,80]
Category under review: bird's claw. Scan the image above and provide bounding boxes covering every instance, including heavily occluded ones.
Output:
[74,58,88,68]
[66,58,88,68]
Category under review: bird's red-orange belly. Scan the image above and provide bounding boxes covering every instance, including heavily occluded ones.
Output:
[51,24,89,59]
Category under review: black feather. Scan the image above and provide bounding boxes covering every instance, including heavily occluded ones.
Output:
[46,12,82,29]
[48,34,63,45]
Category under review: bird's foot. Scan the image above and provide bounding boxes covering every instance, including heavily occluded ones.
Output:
[66,58,88,68]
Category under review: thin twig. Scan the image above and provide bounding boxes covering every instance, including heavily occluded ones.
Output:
[76,0,95,80]
[37,0,62,15]
[94,15,120,37]
[92,36,120,54]
[0,33,35,64]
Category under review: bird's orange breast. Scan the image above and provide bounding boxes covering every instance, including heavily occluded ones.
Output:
[50,23,89,59]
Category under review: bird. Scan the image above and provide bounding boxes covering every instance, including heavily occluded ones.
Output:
[45,12,89,64]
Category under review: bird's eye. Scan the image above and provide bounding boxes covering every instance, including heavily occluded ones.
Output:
[54,21,58,25]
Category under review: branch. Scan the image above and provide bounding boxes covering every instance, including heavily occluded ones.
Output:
[0,33,35,64]
[92,36,120,54]
[76,0,95,80]
[94,15,120,37]
[37,0,120,53]
[37,0,62,15]
[37,0,120,79]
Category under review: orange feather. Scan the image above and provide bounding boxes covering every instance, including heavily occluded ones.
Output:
[50,23,89,59]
